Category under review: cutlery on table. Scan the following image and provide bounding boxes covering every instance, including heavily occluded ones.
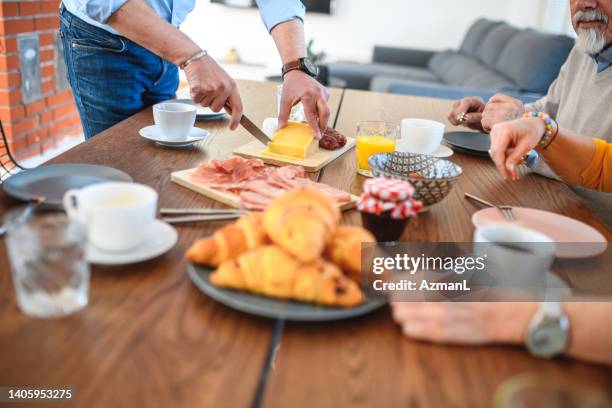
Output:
[160,208,248,224]
[239,114,271,146]
[162,214,245,224]
[464,193,516,221]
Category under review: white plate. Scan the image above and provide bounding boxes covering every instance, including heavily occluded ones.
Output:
[86,220,178,265]
[139,125,208,147]
[164,98,226,119]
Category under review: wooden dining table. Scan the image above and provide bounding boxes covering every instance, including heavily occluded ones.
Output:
[0,80,610,408]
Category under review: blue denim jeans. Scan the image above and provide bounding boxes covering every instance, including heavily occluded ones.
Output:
[59,5,179,139]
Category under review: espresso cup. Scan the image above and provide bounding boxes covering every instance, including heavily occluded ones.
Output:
[153,102,197,141]
[63,182,158,252]
[398,119,445,154]
[473,224,556,288]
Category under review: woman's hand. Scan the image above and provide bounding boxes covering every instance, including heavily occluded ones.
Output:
[390,302,536,345]
[279,70,330,139]
[447,96,486,131]
[489,118,545,180]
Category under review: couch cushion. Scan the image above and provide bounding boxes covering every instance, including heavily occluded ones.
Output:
[328,62,440,90]
[459,18,503,57]
[495,30,574,94]
[476,23,521,67]
[370,74,442,92]
[429,50,517,90]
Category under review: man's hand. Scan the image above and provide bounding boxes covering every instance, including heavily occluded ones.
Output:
[481,94,525,133]
[279,70,330,139]
[489,118,545,180]
[184,55,243,130]
[447,96,486,131]
[390,302,535,345]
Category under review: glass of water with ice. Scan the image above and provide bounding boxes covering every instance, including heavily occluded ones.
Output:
[4,208,89,318]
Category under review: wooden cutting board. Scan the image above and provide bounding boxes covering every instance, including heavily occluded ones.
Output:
[232,138,356,172]
[171,168,359,211]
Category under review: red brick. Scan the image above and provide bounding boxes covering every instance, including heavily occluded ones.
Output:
[39,2,60,14]
[40,65,55,78]
[25,100,46,116]
[0,106,25,122]
[34,16,59,31]
[0,72,20,89]
[0,55,20,71]
[0,89,22,105]
[40,49,55,62]
[19,2,42,16]
[52,102,76,120]
[39,110,52,123]
[3,116,38,139]
[15,144,42,161]
[41,80,55,93]
[39,33,55,47]
[0,3,20,18]
[46,90,72,107]
[0,38,18,53]
[0,19,35,35]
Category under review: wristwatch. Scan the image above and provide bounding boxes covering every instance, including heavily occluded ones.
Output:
[282,57,319,78]
[525,302,570,358]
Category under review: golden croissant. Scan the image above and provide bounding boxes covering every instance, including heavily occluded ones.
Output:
[263,188,341,263]
[185,213,268,267]
[210,246,363,308]
[325,225,376,283]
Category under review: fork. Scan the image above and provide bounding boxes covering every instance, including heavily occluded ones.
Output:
[464,193,516,221]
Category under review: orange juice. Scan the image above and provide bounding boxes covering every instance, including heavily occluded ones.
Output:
[356,134,396,172]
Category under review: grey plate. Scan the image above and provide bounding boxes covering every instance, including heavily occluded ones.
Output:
[3,164,133,206]
[165,98,227,121]
[444,131,491,156]
[187,263,387,321]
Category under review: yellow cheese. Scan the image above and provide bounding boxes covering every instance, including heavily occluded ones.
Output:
[265,122,318,159]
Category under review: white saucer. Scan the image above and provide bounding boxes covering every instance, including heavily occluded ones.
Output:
[86,220,178,265]
[396,144,454,158]
[139,125,208,148]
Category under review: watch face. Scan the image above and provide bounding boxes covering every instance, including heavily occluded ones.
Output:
[302,59,319,76]
[528,317,569,358]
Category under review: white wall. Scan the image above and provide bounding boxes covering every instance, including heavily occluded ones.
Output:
[181,0,571,71]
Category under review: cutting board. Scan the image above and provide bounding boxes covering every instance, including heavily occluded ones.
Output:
[171,168,359,211]
[232,138,356,172]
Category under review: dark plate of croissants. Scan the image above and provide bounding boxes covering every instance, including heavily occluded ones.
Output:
[185,188,386,321]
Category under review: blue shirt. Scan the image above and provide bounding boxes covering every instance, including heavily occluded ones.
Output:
[591,44,612,73]
[62,0,305,35]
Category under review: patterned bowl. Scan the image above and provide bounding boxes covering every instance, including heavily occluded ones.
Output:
[368,152,463,207]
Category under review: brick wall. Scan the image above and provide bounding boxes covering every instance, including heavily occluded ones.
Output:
[0,0,82,162]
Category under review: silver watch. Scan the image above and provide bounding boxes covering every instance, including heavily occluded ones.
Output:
[525,302,570,358]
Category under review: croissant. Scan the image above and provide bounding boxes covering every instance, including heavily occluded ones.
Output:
[210,246,363,307]
[185,213,268,267]
[325,226,376,283]
[263,188,340,263]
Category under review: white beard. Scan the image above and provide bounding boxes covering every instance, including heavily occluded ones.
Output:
[575,27,607,54]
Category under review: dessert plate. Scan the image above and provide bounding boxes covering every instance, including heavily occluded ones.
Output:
[87,220,178,265]
[187,263,387,321]
[472,207,607,258]
[444,131,490,157]
[2,164,132,207]
[139,125,208,148]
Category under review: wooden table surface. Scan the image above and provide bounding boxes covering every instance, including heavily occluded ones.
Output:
[0,81,610,407]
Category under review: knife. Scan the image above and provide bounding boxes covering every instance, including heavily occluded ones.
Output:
[240,114,271,146]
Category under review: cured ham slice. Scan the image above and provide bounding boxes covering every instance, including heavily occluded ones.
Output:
[190,156,351,210]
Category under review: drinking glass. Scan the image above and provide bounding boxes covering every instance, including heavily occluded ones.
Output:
[356,121,398,176]
[4,208,90,318]
[276,84,306,123]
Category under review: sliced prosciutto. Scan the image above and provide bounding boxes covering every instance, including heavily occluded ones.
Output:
[190,156,351,210]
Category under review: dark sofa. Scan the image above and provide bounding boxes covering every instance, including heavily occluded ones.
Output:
[327,18,575,103]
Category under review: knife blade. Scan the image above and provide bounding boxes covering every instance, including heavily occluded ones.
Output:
[240,114,271,146]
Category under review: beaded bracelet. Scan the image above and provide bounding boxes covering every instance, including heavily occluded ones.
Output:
[523,111,558,150]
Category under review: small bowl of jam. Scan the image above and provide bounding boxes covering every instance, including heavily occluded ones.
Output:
[358,178,422,242]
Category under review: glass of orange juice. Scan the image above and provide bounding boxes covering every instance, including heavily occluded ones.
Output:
[356,121,397,176]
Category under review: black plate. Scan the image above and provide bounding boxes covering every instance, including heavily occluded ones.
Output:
[187,263,387,321]
[444,131,491,157]
[3,164,133,206]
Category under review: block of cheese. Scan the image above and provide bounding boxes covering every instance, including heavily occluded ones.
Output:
[265,122,318,159]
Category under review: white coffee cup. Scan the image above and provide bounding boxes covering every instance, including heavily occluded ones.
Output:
[398,119,445,154]
[473,224,556,288]
[153,102,197,141]
[63,182,158,253]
